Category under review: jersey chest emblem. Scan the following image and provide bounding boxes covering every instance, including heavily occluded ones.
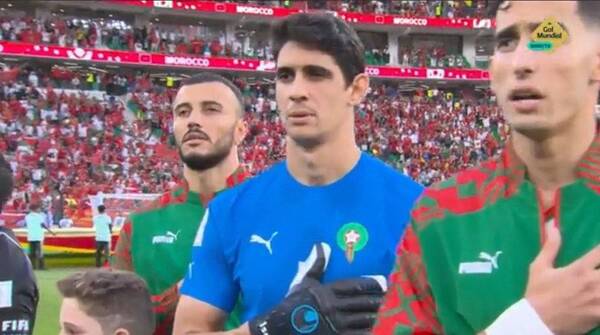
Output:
[336,222,369,263]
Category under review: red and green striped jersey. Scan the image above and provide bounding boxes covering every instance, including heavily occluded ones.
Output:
[112,169,248,335]
[374,134,600,335]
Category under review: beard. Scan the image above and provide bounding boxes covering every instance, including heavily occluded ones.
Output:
[178,129,235,172]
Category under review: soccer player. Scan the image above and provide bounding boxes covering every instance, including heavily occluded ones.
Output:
[93,205,112,267]
[174,13,423,334]
[58,269,154,335]
[112,73,248,335]
[374,1,600,334]
[0,154,38,335]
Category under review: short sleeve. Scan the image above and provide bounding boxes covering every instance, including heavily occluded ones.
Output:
[180,205,238,313]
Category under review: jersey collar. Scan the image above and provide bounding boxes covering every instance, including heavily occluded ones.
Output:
[502,131,600,192]
[174,166,249,206]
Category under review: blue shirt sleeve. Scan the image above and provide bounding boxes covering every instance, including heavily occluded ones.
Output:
[180,203,238,313]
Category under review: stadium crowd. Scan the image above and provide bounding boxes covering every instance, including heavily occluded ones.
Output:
[0,9,474,67]
[238,0,490,18]
[0,64,506,222]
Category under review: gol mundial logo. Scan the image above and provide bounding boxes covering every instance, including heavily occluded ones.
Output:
[528,17,568,52]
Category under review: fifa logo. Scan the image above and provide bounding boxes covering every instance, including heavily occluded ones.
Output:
[2,320,30,332]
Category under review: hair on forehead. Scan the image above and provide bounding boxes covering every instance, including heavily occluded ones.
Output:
[271,13,365,87]
[57,269,154,334]
[488,0,600,27]
[180,73,244,115]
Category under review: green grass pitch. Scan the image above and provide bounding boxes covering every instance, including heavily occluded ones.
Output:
[33,255,95,335]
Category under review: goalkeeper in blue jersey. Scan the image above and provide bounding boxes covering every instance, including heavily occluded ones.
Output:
[174,13,423,335]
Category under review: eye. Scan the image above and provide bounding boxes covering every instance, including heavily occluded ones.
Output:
[176,109,189,117]
[306,69,327,78]
[496,37,517,51]
[276,71,293,82]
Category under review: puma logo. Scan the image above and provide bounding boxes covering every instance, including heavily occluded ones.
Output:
[459,251,503,274]
[478,251,503,269]
[166,231,180,240]
[152,230,181,244]
[250,232,278,255]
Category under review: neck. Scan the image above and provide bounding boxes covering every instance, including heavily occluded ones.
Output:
[183,152,240,194]
[512,112,596,192]
[286,120,360,186]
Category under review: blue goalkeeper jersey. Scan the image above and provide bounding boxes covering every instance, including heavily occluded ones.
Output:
[180,153,423,322]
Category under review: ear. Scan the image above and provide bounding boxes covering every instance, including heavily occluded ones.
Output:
[348,73,369,107]
[113,329,130,335]
[233,118,247,146]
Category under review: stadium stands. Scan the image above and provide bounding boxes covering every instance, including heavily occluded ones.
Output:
[0,0,501,228]
[0,65,506,219]
[238,0,489,18]
[0,13,472,67]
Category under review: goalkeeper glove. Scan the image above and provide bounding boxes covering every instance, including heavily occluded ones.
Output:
[249,242,387,335]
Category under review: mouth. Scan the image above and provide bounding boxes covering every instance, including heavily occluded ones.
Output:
[288,111,316,119]
[508,88,545,112]
[183,132,210,144]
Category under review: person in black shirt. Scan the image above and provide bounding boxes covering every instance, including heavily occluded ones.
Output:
[0,154,38,335]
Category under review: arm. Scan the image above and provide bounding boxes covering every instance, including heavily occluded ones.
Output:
[373,225,443,335]
[111,218,133,271]
[173,296,249,335]
[176,242,386,335]
[43,222,55,236]
[174,207,239,333]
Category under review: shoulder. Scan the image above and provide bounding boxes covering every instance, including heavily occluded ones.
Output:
[411,156,510,232]
[0,227,32,278]
[129,184,186,221]
[210,161,286,213]
[361,154,423,200]
[0,227,18,245]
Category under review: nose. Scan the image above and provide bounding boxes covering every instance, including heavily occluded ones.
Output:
[288,76,309,103]
[186,109,204,129]
[511,38,538,80]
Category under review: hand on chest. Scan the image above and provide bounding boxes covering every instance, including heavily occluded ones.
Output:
[237,216,397,288]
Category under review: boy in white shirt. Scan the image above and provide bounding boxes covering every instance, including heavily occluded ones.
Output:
[93,205,112,267]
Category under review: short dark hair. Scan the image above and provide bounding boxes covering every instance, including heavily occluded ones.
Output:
[97,205,106,213]
[272,13,366,87]
[29,202,40,212]
[488,1,600,27]
[180,73,244,115]
[57,269,154,335]
[0,154,12,213]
